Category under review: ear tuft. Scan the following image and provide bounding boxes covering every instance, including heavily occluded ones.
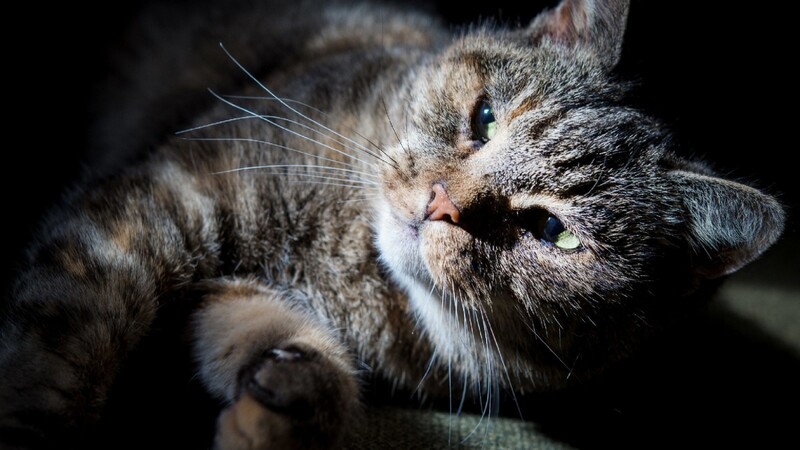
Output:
[671,170,785,279]
[528,0,630,70]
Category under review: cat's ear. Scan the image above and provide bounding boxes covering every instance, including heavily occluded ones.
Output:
[527,0,630,70]
[670,170,785,279]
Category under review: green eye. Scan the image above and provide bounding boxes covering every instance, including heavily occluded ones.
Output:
[542,216,581,250]
[473,100,497,142]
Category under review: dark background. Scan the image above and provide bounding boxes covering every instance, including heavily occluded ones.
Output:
[2,1,797,448]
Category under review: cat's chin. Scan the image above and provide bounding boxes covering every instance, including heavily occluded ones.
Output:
[374,202,465,290]
[375,202,483,323]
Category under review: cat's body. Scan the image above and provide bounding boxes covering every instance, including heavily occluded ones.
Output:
[0,0,785,448]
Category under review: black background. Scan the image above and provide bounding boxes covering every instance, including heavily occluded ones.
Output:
[2,1,797,448]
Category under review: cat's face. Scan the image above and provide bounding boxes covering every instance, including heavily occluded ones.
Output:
[375,0,783,386]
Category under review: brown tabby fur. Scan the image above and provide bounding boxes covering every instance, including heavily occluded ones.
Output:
[0,0,784,448]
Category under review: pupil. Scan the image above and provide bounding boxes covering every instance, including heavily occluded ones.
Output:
[481,106,494,124]
[544,216,564,241]
[473,100,496,143]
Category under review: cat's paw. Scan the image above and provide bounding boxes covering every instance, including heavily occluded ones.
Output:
[214,346,357,450]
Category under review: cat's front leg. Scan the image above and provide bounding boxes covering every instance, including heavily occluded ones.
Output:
[191,278,359,450]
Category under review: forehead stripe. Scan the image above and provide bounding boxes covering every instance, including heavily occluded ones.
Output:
[507,96,539,123]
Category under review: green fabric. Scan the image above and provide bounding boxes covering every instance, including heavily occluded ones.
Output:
[713,239,800,355]
[352,407,574,449]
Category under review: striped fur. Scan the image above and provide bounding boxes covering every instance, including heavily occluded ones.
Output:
[0,0,784,448]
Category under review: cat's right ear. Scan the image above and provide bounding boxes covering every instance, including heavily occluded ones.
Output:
[670,170,785,279]
[527,0,630,70]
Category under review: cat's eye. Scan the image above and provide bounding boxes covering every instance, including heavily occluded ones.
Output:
[473,100,497,143]
[515,210,582,251]
[542,216,581,250]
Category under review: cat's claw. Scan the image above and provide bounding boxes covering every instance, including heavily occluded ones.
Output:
[268,347,304,361]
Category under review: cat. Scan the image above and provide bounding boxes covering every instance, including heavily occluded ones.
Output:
[0,0,785,448]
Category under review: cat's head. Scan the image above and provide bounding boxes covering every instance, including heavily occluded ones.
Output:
[375,0,784,388]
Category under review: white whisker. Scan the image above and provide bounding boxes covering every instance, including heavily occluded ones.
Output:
[221,95,389,156]
[444,288,454,448]
[181,136,376,174]
[176,115,254,134]
[456,371,469,417]
[413,350,438,398]
[381,97,408,156]
[180,115,376,167]
[257,115,386,165]
[482,309,524,420]
[522,319,575,378]
[207,90,387,169]
[218,44,399,168]
[284,180,371,189]
[283,173,377,186]
[221,95,325,112]
[281,173,378,186]
[336,194,380,205]
[214,163,376,181]
[461,312,493,444]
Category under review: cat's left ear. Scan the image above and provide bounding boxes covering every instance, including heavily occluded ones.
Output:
[527,0,630,70]
[670,170,785,279]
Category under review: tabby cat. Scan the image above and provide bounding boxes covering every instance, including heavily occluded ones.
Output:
[0,0,784,448]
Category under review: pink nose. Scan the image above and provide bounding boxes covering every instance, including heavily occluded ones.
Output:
[427,183,460,223]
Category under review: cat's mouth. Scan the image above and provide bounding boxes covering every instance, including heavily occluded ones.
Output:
[389,210,471,270]
[375,185,483,296]
[392,211,457,244]
[390,212,421,240]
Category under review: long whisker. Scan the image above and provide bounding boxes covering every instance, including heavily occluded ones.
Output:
[523,319,575,376]
[182,114,386,169]
[176,115,254,134]
[221,95,389,156]
[222,95,325,111]
[443,288,453,448]
[336,195,380,205]
[481,309,524,420]
[217,170,373,190]
[180,136,377,175]
[282,180,373,189]
[462,312,493,443]
[207,90,389,169]
[218,43,399,168]
[446,285,498,447]
[261,172,377,187]
[258,171,378,186]
[413,350,438,399]
[456,300,475,419]
[258,115,385,165]
[414,284,439,394]
[213,163,376,180]
[181,114,377,163]
[456,371,469,417]
[381,97,408,155]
